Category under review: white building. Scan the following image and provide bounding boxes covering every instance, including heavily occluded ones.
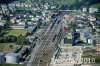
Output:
[9,2,32,8]
[51,5,56,9]
[89,7,99,13]
[1,5,8,13]
[11,17,16,24]
[87,37,96,45]
[24,2,32,7]
[83,7,87,12]
[5,53,21,64]
[88,16,96,21]
[44,3,49,9]
[0,22,5,26]
[31,17,39,22]
[80,32,91,43]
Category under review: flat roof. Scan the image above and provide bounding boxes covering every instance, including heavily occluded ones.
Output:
[52,46,83,64]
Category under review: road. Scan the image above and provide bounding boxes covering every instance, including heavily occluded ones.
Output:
[27,15,63,66]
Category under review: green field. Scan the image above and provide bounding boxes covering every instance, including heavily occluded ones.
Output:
[16,0,29,2]
[55,0,75,5]
[0,64,24,66]
[45,0,76,5]
[0,43,15,52]
[6,29,27,36]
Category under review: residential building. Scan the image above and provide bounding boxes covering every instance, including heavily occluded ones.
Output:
[89,7,99,14]
[8,2,32,7]
[1,5,8,13]
[82,7,87,12]
[87,38,96,45]
[51,5,56,9]
[88,16,96,21]
[44,3,49,9]
[0,22,4,26]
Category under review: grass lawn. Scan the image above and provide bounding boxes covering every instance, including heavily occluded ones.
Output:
[0,44,6,51]
[0,43,15,52]
[0,64,24,66]
[6,29,27,36]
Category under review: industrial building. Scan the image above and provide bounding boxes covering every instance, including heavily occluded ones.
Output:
[49,44,83,66]
[5,53,21,64]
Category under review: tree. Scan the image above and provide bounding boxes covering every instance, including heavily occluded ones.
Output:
[9,45,13,49]
[9,35,17,42]
[95,55,100,63]
[0,37,4,43]
[3,36,9,43]
[0,35,17,43]
[3,21,11,29]
[16,36,30,45]
[76,40,85,45]
[3,15,11,29]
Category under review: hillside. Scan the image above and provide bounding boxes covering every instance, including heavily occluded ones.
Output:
[90,3,100,8]
[54,0,75,5]
[16,0,29,2]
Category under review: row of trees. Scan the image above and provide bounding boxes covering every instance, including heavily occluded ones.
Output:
[0,35,30,45]
[0,35,17,43]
